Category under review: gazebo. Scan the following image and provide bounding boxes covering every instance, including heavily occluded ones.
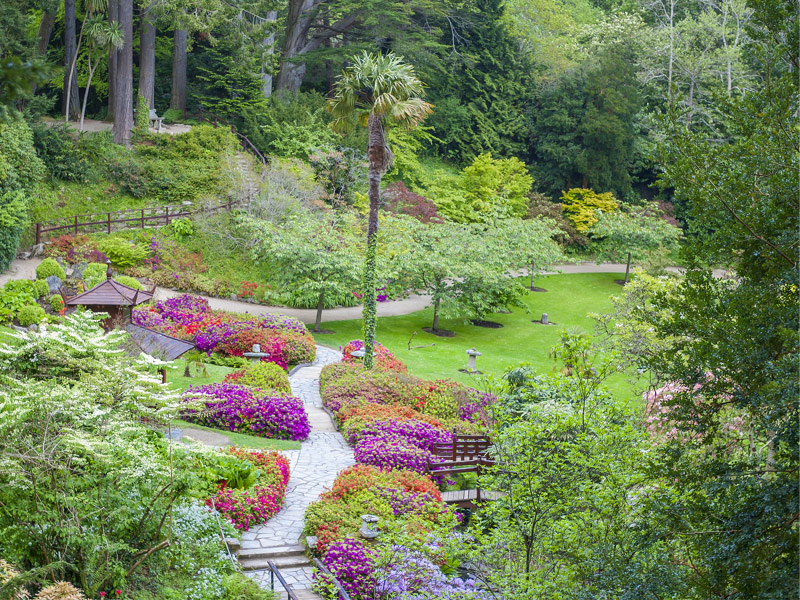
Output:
[65,272,154,329]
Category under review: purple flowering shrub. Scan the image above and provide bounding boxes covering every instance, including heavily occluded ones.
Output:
[316,538,377,599]
[182,383,310,441]
[354,433,431,473]
[375,545,492,599]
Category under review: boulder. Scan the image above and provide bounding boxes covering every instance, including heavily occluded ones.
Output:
[45,275,63,294]
[27,324,38,332]
[69,262,88,279]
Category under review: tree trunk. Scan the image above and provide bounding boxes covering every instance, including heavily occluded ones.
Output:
[314,291,325,332]
[362,114,386,369]
[80,57,97,131]
[32,10,55,94]
[261,10,278,98]
[107,0,118,121]
[170,29,187,111]
[276,0,316,93]
[138,7,156,108]
[624,251,631,284]
[63,0,81,120]
[112,0,134,146]
[530,259,535,290]
[432,297,440,331]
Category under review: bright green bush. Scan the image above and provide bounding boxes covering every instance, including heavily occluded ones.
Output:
[49,294,65,312]
[224,361,291,393]
[114,275,143,290]
[561,188,619,233]
[35,258,65,280]
[17,304,45,326]
[34,279,49,298]
[0,281,37,323]
[96,238,147,268]
[135,93,150,134]
[162,108,184,124]
[82,262,108,283]
[0,115,45,271]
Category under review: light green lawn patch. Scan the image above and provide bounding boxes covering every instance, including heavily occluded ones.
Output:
[170,419,301,451]
[164,360,236,392]
[316,273,641,404]
[0,325,17,344]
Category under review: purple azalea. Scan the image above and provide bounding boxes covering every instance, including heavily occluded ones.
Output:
[182,383,310,441]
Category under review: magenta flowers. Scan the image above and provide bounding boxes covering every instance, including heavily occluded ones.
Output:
[182,383,310,441]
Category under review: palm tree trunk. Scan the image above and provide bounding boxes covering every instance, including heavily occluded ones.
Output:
[362,113,384,369]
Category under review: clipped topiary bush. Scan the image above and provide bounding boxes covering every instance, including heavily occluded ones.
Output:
[224,361,291,393]
[49,294,65,312]
[35,258,65,281]
[34,279,49,298]
[17,304,45,326]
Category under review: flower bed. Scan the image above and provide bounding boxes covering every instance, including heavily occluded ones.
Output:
[207,448,290,531]
[132,293,316,367]
[306,347,494,599]
[223,360,291,393]
[182,383,310,441]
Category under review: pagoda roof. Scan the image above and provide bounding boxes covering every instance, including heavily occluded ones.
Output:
[125,324,195,361]
[65,278,154,307]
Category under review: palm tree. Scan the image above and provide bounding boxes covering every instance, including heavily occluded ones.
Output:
[328,52,432,369]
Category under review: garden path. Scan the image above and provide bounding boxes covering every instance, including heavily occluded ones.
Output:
[1,259,730,324]
[243,345,353,592]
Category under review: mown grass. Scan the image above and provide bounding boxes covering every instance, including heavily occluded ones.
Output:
[315,272,641,404]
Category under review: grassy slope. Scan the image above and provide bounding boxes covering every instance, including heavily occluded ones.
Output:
[315,273,640,405]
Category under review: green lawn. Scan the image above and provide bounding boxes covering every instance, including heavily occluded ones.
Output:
[315,272,640,403]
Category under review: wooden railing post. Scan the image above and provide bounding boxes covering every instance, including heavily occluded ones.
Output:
[74,215,78,235]
[107,212,111,234]
[35,222,41,246]
[141,208,145,229]
[164,206,170,226]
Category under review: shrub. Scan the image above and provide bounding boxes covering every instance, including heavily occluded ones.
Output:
[527,192,588,248]
[135,93,149,134]
[96,238,147,268]
[35,258,65,281]
[114,275,142,290]
[34,582,85,600]
[49,295,64,312]
[17,304,45,326]
[32,122,95,183]
[561,187,619,233]
[81,262,108,283]
[317,538,377,599]
[342,340,407,373]
[182,383,310,441]
[161,107,184,124]
[34,280,49,298]
[44,234,91,258]
[224,361,291,393]
[0,281,37,324]
[382,181,444,224]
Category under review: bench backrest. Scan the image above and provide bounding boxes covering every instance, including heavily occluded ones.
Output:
[426,433,494,476]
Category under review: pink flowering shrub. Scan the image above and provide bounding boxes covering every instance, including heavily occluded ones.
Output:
[342,340,407,373]
[182,383,310,440]
[644,377,744,445]
[207,449,290,530]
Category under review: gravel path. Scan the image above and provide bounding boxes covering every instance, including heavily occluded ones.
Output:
[243,345,352,591]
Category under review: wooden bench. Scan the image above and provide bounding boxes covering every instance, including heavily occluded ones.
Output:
[149,109,164,131]
[426,434,498,508]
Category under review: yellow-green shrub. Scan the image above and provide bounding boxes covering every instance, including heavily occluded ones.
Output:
[560,188,618,233]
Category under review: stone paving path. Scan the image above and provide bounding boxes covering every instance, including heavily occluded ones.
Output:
[244,345,353,591]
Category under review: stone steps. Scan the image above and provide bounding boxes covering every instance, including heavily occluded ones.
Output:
[239,554,310,571]
[238,544,306,560]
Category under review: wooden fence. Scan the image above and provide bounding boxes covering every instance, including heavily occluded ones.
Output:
[34,199,239,245]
